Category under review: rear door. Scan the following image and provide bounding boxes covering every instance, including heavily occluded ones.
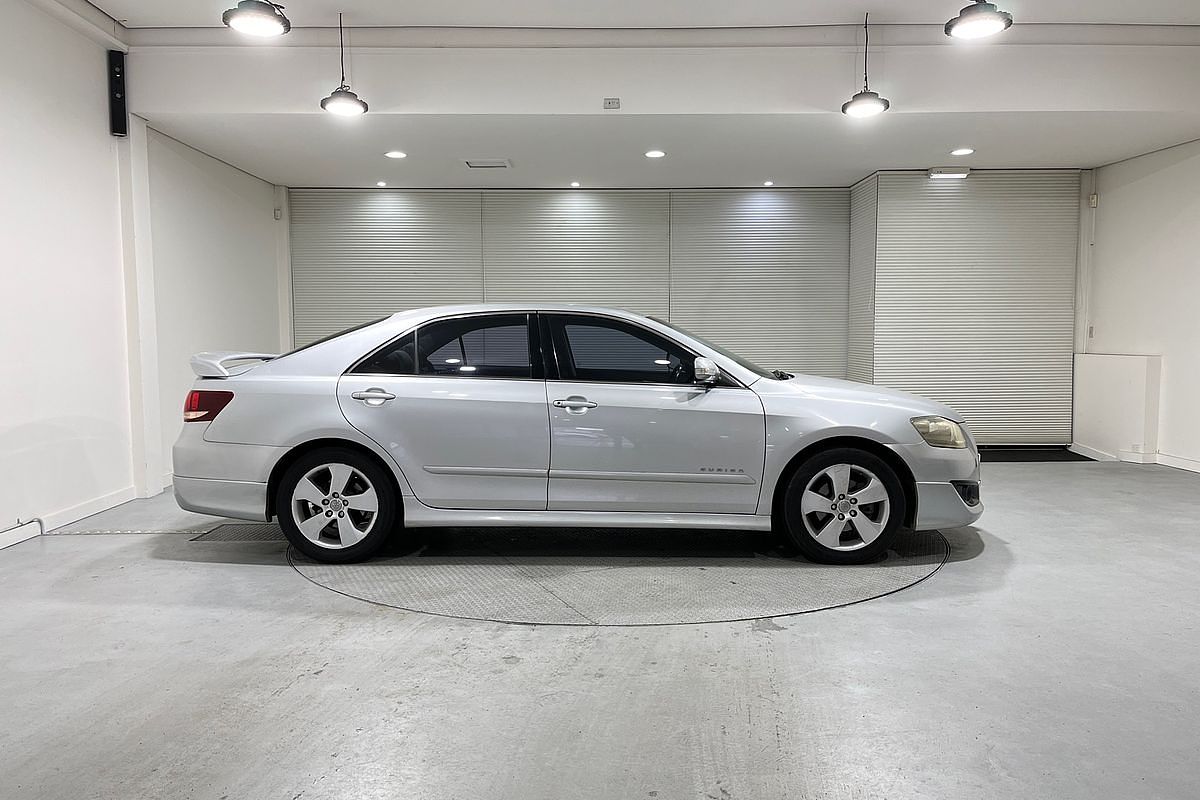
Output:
[338,312,550,510]
[543,313,765,514]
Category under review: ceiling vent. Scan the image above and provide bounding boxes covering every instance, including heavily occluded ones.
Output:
[463,158,512,169]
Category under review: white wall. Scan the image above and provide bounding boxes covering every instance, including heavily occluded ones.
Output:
[1088,138,1200,470]
[146,129,281,478]
[0,0,134,532]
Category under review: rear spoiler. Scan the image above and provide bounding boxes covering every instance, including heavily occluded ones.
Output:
[190,351,277,378]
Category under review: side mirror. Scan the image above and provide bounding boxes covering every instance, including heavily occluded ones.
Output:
[694,357,720,385]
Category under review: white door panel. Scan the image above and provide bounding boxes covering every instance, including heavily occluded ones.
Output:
[338,377,549,510]
[547,382,765,513]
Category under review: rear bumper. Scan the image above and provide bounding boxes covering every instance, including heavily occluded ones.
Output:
[887,441,984,531]
[174,476,268,521]
[172,422,282,520]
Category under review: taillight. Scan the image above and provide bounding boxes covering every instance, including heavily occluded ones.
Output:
[184,390,234,422]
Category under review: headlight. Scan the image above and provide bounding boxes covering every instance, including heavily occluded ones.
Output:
[911,416,967,449]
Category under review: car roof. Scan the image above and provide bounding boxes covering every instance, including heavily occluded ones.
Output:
[386,303,645,322]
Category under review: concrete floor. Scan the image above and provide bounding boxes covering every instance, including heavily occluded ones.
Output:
[1,462,1198,799]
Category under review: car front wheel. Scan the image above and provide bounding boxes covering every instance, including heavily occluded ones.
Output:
[276,447,398,563]
[781,447,907,565]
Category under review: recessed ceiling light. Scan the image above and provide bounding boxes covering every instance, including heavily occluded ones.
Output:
[945,1,1013,40]
[376,181,387,187]
[384,151,407,159]
[763,181,774,187]
[221,0,290,36]
[570,181,581,188]
[951,147,975,156]
[644,150,666,159]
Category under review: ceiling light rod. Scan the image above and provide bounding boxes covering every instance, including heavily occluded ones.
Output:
[841,13,890,118]
[321,12,369,116]
[861,12,870,92]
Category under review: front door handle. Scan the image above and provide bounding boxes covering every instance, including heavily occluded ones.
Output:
[351,388,396,406]
[553,396,598,411]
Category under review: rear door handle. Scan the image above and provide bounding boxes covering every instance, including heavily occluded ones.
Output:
[351,388,396,405]
[553,397,598,410]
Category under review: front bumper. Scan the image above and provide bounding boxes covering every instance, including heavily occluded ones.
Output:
[887,441,984,531]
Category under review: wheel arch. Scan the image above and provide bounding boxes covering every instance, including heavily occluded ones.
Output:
[266,438,404,522]
[770,436,918,528]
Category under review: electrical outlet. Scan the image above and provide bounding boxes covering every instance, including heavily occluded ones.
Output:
[603,97,621,110]
[1089,193,1099,208]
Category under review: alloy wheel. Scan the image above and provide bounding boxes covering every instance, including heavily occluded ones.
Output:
[799,463,891,551]
[291,463,379,549]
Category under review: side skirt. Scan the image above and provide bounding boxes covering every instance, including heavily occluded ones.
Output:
[402,503,773,531]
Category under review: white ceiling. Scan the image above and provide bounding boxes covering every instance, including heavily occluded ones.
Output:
[94,0,1200,29]
[146,111,1200,188]
[105,0,1200,188]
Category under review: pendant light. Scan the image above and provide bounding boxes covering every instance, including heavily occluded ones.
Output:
[222,1,291,36]
[945,1,1013,40]
[841,13,890,118]
[321,13,368,116]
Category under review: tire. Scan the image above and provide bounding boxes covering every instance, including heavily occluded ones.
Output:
[276,447,399,563]
[781,447,907,565]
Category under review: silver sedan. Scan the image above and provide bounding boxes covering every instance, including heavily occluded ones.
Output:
[174,304,982,564]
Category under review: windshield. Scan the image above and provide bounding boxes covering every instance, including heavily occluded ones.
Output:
[649,318,780,380]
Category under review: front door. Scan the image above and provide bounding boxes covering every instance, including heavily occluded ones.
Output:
[543,313,765,514]
[338,312,550,510]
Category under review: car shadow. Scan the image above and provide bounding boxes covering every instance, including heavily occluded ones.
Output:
[164,523,987,567]
[154,521,993,574]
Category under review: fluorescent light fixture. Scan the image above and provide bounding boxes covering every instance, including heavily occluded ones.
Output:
[384,151,407,159]
[644,150,666,158]
[570,181,581,188]
[222,0,290,36]
[928,167,971,179]
[945,1,1013,40]
[842,15,890,118]
[458,365,477,372]
[763,180,775,187]
[321,14,368,116]
[950,147,975,156]
[376,181,387,187]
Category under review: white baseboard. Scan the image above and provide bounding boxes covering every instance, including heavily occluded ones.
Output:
[40,486,138,533]
[1069,443,1116,462]
[1117,449,1158,464]
[1157,452,1200,474]
[0,521,43,550]
[1070,443,1200,475]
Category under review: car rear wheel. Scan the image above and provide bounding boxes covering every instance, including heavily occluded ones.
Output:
[781,447,906,565]
[276,447,398,563]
